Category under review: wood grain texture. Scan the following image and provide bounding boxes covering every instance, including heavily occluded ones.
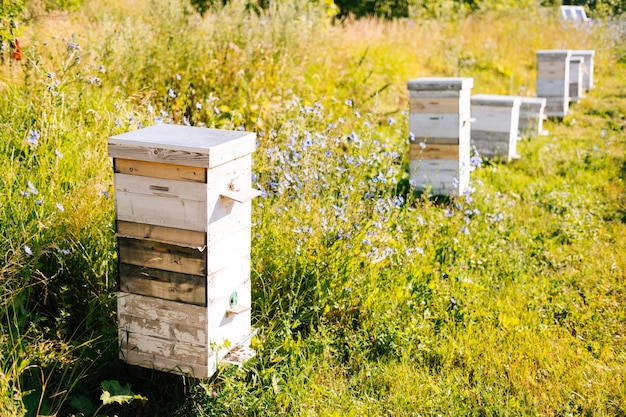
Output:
[119,263,207,305]
[114,173,207,232]
[118,237,206,276]
[410,97,460,114]
[114,158,207,183]
[108,124,256,169]
[410,143,459,160]
[116,221,206,248]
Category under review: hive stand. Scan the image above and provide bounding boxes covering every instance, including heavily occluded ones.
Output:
[407,77,473,196]
[109,124,260,379]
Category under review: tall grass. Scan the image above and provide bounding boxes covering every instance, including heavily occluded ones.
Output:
[1,0,625,415]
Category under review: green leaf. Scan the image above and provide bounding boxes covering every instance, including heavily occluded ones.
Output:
[100,380,147,406]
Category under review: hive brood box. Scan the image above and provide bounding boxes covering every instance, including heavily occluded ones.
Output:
[518,97,547,139]
[470,94,521,162]
[536,50,572,118]
[571,50,595,91]
[407,77,473,196]
[109,124,259,378]
[569,56,584,102]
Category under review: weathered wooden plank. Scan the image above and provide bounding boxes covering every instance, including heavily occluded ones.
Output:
[116,221,206,248]
[119,331,207,365]
[108,124,256,169]
[117,292,207,324]
[114,172,208,231]
[471,107,519,132]
[118,237,206,276]
[407,77,474,92]
[410,143,459,160]
[119,349,210,378]
[119,263,207,305]
[471,130,517,161]
[118,308,207,344]
[114,158,207,183]
[115,173,206,201]
[410,97,460,114]
[537,79,569,96]
[409,113,461,139]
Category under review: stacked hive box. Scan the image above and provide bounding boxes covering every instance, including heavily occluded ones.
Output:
[470,94,521,162]
[109,124,259,379]
[569,56,584,102]
[518,97,547,138]
[536,50,572,118]
[407,77,473,196]
[571,50,595,91]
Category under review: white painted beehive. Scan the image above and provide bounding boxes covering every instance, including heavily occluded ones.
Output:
[536,50,572,118]
[571,50,595,91]
[517,97,547,138]
[407,77,473,196]
[470,94,521,162]
[569,56,584,102]
[109,124,259,378]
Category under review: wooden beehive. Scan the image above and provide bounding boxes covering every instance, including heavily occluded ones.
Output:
[518,97,547,139]
[536,50,572,118]
[470,94,521,162]
[569,56,584,102]
[407,77,473,196]
[109,124,259,379]
[571,50,595,91]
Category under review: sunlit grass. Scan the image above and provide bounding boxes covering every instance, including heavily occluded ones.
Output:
[1,0,625,415]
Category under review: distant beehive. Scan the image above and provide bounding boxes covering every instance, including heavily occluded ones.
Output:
[470,94,521,162]
[109,124,259,378]
[407,77,473,196]
[571,50,595,91]
[536,50,572,118]
[518,97,547,139]
[569,56,584,103]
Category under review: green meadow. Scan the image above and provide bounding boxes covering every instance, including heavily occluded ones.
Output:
[1,0,625,415]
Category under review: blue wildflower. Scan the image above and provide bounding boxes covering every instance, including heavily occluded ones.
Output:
[27,130,40,146]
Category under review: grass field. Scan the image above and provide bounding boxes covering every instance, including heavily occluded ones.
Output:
[1,0,625,415]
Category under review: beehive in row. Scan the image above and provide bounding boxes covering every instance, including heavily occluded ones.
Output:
[109,124,259,379]
[407,77,473,196]
[470,94,521,162]
[517,97,547,138]
[569,55,584,103]
[536,50,572,118]
[572,50,595,91]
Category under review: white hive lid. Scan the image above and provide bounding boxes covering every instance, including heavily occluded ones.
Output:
[471,94,522,107]
[108,124,256,168]
[536,50,572,59]
[407,77,474,91]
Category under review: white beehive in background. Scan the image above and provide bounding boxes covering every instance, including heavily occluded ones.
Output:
[470,94,521,162]
[407,77,473,196]
[569,56,584,102]
[571,50,595,91]
[536,50,572,118]
[109,124,259,379]
[518,97,547,139]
